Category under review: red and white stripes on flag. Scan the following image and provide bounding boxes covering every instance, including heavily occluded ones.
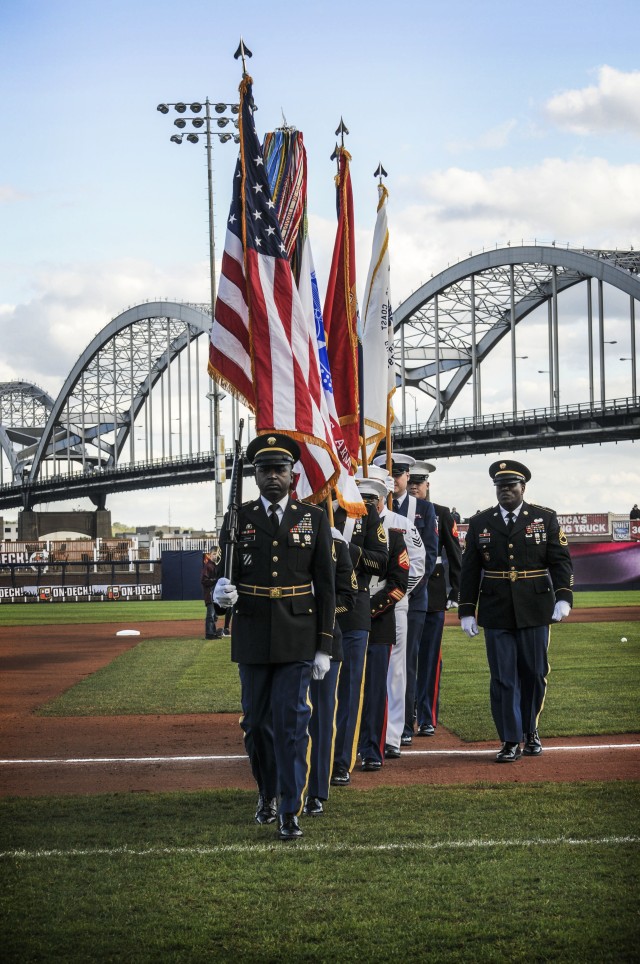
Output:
[208,75,339,503]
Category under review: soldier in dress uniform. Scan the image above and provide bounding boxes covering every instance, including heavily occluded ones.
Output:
[213,433,336,840]
[373,452,438,757]
[303,529,358,816]
[458,459,574,762]
[330,489,389,787]
[356,471,423,771]
[407,461,462,737]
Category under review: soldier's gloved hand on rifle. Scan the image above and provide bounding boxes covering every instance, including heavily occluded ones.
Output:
[551,600,571,622]
[461,615,479,638]
[312,651,331,680]
[213,577,238,608]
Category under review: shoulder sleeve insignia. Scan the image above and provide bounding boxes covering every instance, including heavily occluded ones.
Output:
[351,571,358,590]
[559,528,568,546]
[377,523,387,544]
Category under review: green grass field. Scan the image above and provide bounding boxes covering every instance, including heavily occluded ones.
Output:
[1,784,638,962]
[36,619,640,741]
[0,589,637,626]
[2,593,639,961]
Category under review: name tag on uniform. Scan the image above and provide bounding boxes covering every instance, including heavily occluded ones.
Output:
[240,524,256,543]
[479,528,491,545]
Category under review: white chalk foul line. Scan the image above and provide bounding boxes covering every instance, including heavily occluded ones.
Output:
[0,744,638,766]
[1,836,638,861]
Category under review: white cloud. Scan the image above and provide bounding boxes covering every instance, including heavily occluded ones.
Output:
[544,66,640,136]
[1,258,210,394]
[384,157,640,301]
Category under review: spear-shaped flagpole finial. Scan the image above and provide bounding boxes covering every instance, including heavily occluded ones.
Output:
[234,37,253,75]
[335,117,349,148]
[374,163,388,184]
[330,141,340,173]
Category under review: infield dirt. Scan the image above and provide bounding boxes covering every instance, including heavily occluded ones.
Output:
[1,612,638,797]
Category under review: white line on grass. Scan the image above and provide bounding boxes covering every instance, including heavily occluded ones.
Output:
[1,836,638,860]
[1,744,638,765]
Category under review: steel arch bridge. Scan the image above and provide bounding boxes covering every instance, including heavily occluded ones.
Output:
[0,302,217,506]
[394,244,639,425]
[0,245,638,511]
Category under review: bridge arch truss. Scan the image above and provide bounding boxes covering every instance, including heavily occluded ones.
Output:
[393,245,640,426]
[1,303,217,489]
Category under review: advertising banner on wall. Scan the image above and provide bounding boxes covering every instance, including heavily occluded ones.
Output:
[556,514,609,538]
[0,584,162,603]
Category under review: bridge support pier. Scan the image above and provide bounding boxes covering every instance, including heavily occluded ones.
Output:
[18,509,112,541]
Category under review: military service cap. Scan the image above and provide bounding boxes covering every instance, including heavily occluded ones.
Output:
[408,460,436,482]
[246,432,301,466]
[489,459,531,485]
[355,476,388,501]
[373,451,415,476]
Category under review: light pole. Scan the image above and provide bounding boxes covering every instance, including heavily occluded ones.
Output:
[157,98,239,533]
[601,340,617,402]
[619,357,637,398]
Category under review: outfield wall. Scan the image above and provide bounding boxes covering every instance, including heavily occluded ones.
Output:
[1,541,638,602]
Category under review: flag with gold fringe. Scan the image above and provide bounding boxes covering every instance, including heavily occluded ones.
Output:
[361,182,396,463]
[208,76,339,503]
[263,129,365,517]
[322,147,361,469]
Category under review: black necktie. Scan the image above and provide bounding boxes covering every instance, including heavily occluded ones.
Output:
[269,504,280,534]
[506,512,515,532]
[393,498,399,512]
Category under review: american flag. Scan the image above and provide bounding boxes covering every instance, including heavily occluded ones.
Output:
[208,76,339,503]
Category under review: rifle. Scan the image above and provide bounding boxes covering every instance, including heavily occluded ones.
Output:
[223,418,245,581]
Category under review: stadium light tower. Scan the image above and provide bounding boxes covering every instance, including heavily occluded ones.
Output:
[156,98,240,533]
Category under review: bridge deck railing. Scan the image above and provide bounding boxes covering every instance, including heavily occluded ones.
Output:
[395,395,639,436]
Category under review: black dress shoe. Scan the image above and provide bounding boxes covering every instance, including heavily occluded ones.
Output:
[400,733,413,746]
[384,744,401,759]
[278,813,303,840]
[330,767,350,786]
[495,741,522,763]
[254,794,278,824]
[361,758,382,771]
[523,730,543,755]
[303,796,324,816]
[417,723,435,737]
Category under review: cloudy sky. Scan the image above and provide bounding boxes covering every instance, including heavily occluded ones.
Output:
[1,0,639,527]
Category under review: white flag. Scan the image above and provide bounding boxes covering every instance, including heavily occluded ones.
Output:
[361,183,396,464]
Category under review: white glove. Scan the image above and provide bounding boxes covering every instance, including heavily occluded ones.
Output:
[331,527,345,542]
[312,651,331,680]
[461,616,479,638]
[213,577,238,608]
[446,599,458,610]
[552,600,571,622]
